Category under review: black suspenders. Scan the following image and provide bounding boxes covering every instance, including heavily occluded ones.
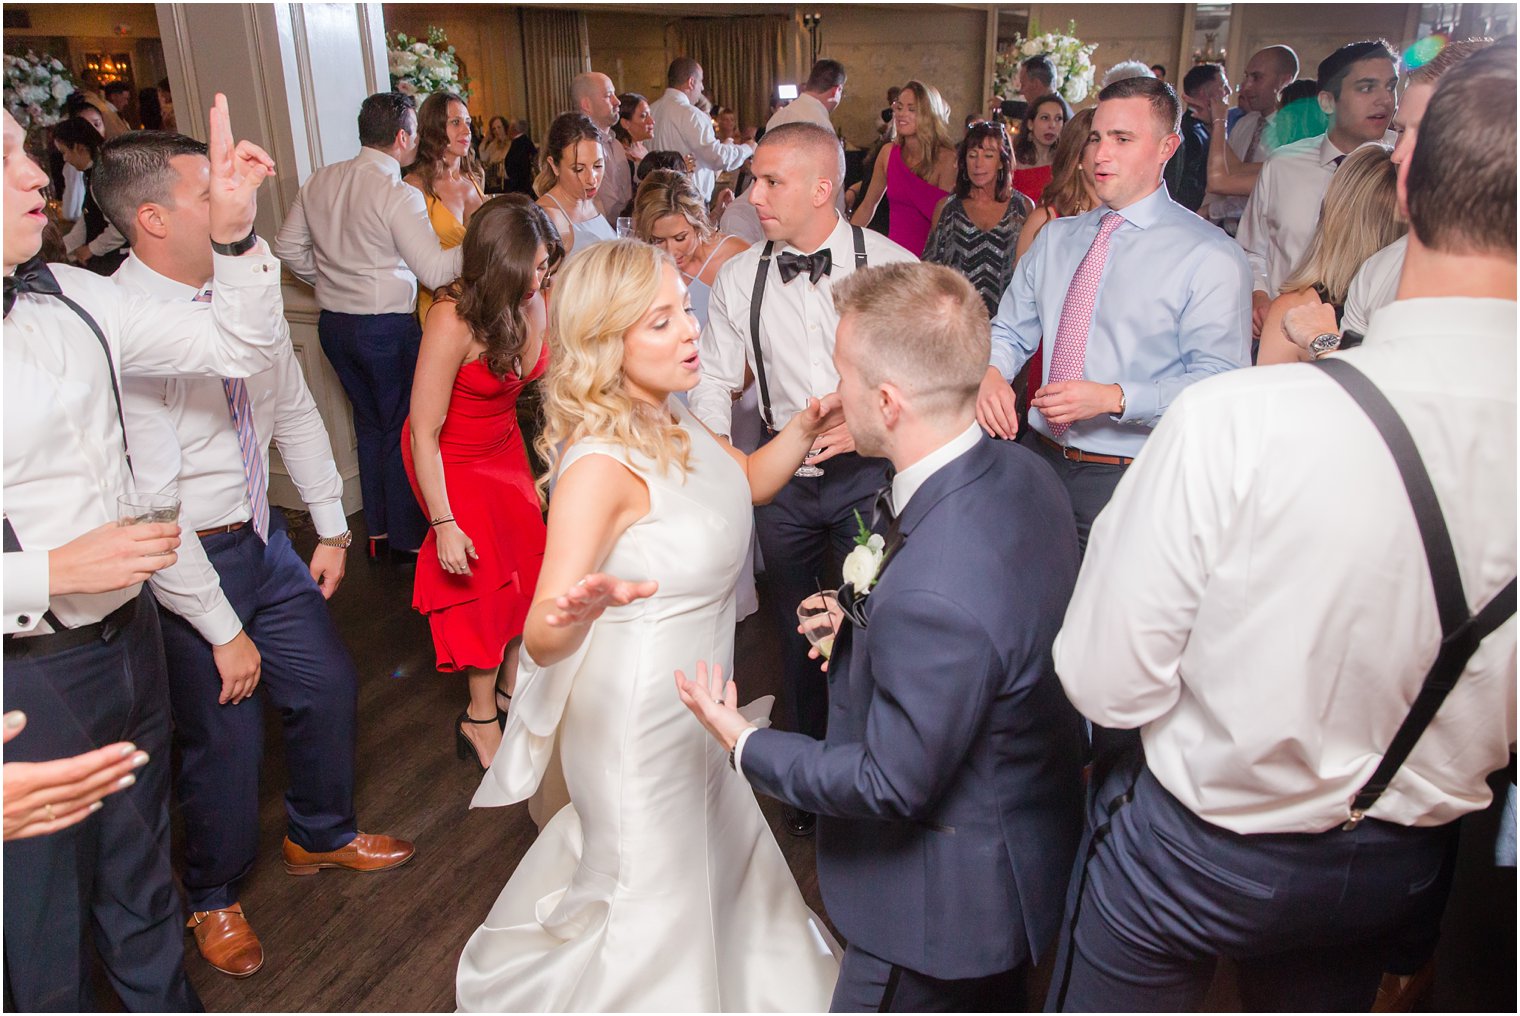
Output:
[747,225,868,434]
[3,292,131,635]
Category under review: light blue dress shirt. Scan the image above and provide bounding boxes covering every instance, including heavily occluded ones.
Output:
[990,184,1252,457]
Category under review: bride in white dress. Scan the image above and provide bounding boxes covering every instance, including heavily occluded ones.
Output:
[456,240,842,1012]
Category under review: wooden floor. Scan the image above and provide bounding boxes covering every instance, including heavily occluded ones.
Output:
[122,511,1513,1011]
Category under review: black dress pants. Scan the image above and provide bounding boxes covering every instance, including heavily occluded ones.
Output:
[2,591,201,1012]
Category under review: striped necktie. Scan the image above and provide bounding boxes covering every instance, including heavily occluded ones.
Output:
[195,288,269,541]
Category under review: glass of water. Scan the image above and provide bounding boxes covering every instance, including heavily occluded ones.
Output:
[616,217,634,238]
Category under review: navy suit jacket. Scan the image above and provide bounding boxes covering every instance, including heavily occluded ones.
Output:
[741,434,1085,980]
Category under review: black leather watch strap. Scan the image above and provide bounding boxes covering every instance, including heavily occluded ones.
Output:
[211,230,258,257]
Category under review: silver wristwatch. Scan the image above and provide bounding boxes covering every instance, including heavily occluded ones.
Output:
[1308,332,1342,360]
[316,530,354,549]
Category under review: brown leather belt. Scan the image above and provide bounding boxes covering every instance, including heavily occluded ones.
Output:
[1036,432,1134,467]
[196,521,248,538]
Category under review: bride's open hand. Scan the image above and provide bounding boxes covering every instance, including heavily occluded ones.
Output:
[543,573,658,628]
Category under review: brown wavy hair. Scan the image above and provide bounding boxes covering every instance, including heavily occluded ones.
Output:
[449,195,564,379]
[411,92,483,199]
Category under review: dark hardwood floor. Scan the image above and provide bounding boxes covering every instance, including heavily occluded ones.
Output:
[129,510,1513,1012]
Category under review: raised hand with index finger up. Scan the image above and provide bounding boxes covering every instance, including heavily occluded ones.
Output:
[206,92,277,246]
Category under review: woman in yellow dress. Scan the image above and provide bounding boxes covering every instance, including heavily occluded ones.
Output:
[405,92,486,324]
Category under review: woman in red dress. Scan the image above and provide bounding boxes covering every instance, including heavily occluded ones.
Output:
[403,195,561,771]
[1011,94,1072,204]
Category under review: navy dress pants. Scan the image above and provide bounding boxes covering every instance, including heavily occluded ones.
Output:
[2,591,201,1012]
[1047,765,1455,1012]
[317,309,428,552]
[158,516,359,911]
[752,449,889,740]
[1025,432,1127,557]
[832,943,1026,1012]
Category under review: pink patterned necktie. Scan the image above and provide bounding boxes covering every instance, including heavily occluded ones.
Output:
[1044,211,1125,437]
[195,288,269,541]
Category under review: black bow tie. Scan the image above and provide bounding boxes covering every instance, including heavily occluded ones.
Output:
[777,249,833,285]
[4,256,62,317]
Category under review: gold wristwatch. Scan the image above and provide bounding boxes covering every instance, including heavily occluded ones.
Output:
[316,530,354,549]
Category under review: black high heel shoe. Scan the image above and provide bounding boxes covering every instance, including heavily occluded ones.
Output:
[455,709,499,773]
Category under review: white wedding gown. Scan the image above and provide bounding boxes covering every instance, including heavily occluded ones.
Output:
[457,400,840,1012]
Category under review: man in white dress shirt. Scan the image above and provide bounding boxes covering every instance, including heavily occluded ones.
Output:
[766,59,846,134]
[690,122,914,835]
[1205,45,1298,232]
[1334,38,1492,339]
[272,92,462,559]
[1237,40,1398,336]
[650,57,755,202]
[99,131,415,981]
[3,96,280,1012]
[571,71,631,226]
[1046,47,1516,1011]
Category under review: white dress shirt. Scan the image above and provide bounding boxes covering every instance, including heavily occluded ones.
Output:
[598,131,633,226]
[1055,296,1516,834]
[1237,131,1394,297]
[3,251,286,635]
[271,147,463,315]
[736,419,983,772]
[649,88,755,201]
[60,162,86,222]
[766,93,834,133]
[116,254,346,646]
[690,215,916,438]
[1341,234,1407,337]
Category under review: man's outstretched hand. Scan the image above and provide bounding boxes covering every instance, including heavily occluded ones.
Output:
[675,661,751,751]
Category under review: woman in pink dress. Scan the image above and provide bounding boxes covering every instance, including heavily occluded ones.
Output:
[403,195,561,771]
[851,79,957,256]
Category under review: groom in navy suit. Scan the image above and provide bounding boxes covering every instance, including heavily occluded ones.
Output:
[679,263,1086,1011]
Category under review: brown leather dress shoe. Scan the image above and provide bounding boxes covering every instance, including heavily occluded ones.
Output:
[282,831,415,876]
[187,903,264,978]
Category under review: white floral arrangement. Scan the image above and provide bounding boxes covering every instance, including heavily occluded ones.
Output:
[3,51,78,129]
[993,22,1097,106]
[841,511,887,595]
[387,27,471,101]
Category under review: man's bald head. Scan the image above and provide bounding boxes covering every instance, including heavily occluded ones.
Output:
[571,71,618,129]
[755,121,844,189]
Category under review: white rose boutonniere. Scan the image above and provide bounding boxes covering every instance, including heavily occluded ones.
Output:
[841,510,886,596]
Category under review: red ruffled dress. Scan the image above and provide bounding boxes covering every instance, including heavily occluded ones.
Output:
[403,346,548,672]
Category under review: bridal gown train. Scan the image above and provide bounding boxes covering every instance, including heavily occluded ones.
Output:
[457,400,840,1012]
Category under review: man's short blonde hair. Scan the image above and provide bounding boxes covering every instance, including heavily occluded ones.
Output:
[831,263,990,419]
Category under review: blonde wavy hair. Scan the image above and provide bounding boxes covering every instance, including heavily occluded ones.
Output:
[1282,144,1404,306]
[632,168,714,245]
[897,79,955,178]
[537,239,693,496]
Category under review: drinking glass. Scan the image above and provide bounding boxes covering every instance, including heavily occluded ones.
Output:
[616,216,634,238]
[797,590,840,660]
[794,447,824,479]
[117,492,181,526]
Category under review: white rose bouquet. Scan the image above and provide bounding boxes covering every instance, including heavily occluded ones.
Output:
[3,51,78,128]
[992,21,1097,106]
[387,27,471,101]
